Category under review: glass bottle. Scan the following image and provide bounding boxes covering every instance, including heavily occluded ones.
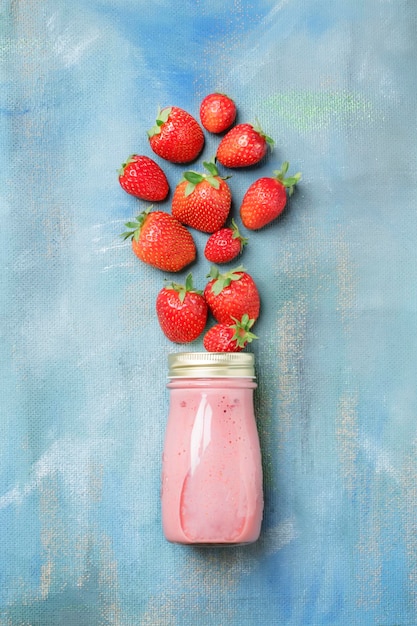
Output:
[161,352,263,546]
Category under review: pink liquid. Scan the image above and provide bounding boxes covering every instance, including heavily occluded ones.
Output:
[161,378,263,545]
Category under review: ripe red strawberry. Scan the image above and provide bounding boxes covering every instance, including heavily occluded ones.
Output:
[204,219,248,264]
[118,154,169,201]
[171,160,232,233]
[240,162,301,230]
[203,314,257,352]
[204,265,260,324]
[156,273,208,343]
[121,207,196,272]
[200,93,236,134]
[216,122,274,168]
[147,106,205,163]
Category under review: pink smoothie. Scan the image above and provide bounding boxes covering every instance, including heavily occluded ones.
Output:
[161,378,263,545]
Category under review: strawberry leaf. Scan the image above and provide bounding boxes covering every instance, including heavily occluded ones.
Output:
[207,265,220,280]
[230,314,258,348]
[185,182,196,196]
[158,107,172,123]
[165,272,202,303]
[211,278,227,295]
[147,124,161,138]
[253,118,275,149]
[230,219,249,247]
[285,176,301,186]
[229,264,245,275]
[120,207,153,241]
[203,160,219,177]
[280,161,289,176]
[185,273,194,292]
[183,171,204,196]
[118,155,136,176]
[120,231,134,241]
[183,171,204,185]
[208,265,245,295]
[206,176,220,189]
[147,107,172,138]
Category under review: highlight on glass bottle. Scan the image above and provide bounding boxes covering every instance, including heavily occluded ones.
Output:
[161,352,263,546]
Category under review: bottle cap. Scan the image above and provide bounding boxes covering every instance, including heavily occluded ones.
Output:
[168,352,255,378]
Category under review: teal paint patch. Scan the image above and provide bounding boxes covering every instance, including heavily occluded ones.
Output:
[263,90,374,131]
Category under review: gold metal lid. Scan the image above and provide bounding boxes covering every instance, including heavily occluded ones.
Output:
[168,352,255,378]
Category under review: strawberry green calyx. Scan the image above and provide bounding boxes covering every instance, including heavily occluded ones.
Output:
[181,158,230,197]
[253,119,274,149]
[230,218,248,249]
[117,155,135,176]
[203,159,220,181]
[182,171,210,196]
[207,264,246,296]
[120,206,153,242]
[147,107,172,138]
[273,162,302,196]
[165,272,202,303]
[230,313,258,348]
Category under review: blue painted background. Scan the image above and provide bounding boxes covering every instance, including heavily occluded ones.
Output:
[1,0,417,624]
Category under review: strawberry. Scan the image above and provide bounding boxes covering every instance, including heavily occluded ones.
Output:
[147,106,205,163]
[240,162,301,230]
[203,314,257,353]
[156,273,208,343]
[121,207,196,272]
[118,154,169,201]
[204,219,247,264]
[216,122,274,168]
[204,265,260,324]
[171,159,232,233]
[200,93,236,134]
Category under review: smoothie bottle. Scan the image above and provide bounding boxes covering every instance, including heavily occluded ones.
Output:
[161,352,263,546]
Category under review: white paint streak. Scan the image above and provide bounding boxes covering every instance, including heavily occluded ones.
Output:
[0,437,106,510]
[47,12,100,68]
[101,262,134,272]
[95,241,129,255]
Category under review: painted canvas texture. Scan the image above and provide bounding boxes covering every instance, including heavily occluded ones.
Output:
[1,0,417,624]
